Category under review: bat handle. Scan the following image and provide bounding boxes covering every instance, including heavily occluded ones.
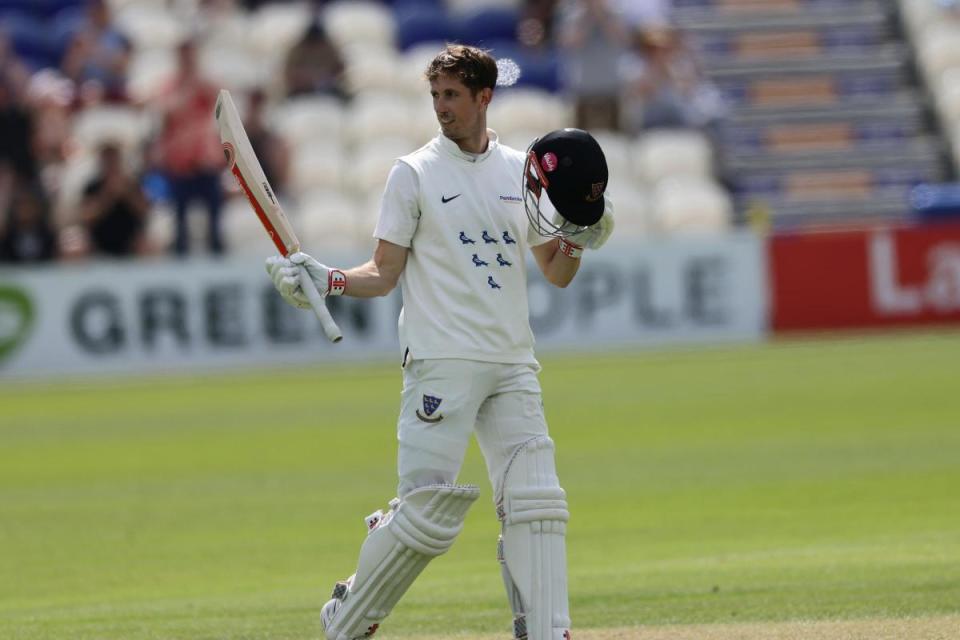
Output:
[299,265,343,343]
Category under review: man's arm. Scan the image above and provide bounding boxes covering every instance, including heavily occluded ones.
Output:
[531,239,580,288]
[341,239,409,298]
[529,194,616,288]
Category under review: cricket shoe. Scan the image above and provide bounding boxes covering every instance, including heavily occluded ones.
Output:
[320,575,380,640]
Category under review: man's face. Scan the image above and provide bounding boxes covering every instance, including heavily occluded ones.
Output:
[430,74,489,141]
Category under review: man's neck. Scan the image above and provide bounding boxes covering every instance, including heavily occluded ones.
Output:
[453,126,489,155]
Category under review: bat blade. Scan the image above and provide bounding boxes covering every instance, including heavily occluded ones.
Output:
[215,89,299,257]
[214,89,343,343]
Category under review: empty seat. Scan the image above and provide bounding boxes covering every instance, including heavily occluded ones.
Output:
[297,189,366,249]
[447,0,522,13]
[345,138,414,197]
[344,52,402,94]
[344,92,415,145]
[126,47,176,102]
[269,95,346,148]
[290,143,345,193]
[395,5,455,51]
[916,22,960,84]
[247,2,312,59]
[221,196,275,255]
[71,105,148,153]
[632,130,714,185]
[398,42,446,98]
[497,129,538,152]
[935,67,960,134]
[607,184,648,238]
[590,130,634,193]
[114,4,185,50]
[3,14,60,69]
[487,87,570,136]
[324,0,396,50]
[200,43,271,92]
[650,176,732,233]
[453,6,519,46]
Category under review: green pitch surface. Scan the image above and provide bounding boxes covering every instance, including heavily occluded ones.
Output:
[2,332,959,639]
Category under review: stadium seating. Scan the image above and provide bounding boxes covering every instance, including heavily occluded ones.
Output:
[290,144,346,194]
[113,3,185,50]
[672,0,956,227]
[324,1,396,51]
[632,131,714,186]
[269,95,346,148]
[126,47,176,103]
[394,5,456,51]
[650,176,733,233]
[454,6,519,46]
[71,105,149,154]
[22,0,764,257]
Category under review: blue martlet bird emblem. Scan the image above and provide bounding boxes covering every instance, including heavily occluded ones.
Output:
[459,232,476,244]
[472,254,488,267]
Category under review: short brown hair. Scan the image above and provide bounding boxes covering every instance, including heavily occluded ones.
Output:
[425,45,498,95]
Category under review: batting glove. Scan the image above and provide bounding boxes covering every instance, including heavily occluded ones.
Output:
[554,195,615,258]
[265,252,346,309]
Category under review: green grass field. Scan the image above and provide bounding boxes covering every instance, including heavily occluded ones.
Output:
[2,332,959,640]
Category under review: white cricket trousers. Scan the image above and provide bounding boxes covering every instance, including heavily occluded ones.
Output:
[396,358,550,498]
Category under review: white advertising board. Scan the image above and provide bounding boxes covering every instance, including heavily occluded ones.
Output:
[0,234,767,379]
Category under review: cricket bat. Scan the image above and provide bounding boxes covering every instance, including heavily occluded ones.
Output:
[214,89,342,343]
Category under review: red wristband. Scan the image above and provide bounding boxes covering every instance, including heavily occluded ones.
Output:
[328,269,346,296]
[558,238,583,259]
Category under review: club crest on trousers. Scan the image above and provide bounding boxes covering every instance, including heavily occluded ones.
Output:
[416,395,444,423]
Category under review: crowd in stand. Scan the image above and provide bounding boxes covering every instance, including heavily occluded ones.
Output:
[0,0,722,264]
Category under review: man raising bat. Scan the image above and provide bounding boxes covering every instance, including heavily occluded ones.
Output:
[266,45,614,640]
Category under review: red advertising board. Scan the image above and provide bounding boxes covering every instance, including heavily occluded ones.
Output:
[770,223,960,331]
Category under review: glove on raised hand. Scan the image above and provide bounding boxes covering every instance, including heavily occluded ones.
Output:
[553,194,615,258]
[265,252,346,309]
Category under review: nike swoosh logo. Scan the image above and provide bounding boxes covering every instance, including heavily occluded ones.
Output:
[441,194,461,203]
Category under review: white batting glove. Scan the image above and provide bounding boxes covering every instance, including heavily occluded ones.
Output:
[554,195,615,258]
[265,252,346,309]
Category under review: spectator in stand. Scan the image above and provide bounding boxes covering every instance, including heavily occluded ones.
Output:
[25,70,75,192]
[0,31,30,101]
[610,0,672,30]
[60,0,133,106]
[556,0,630,130]
[518,0,560,48]
[619,25,726,133]
[283,17,346,99]
[79,142,152,257]
[244,88,290,197]
[0,71,38,186]
[152,39,226,256]
[0,179,58,263]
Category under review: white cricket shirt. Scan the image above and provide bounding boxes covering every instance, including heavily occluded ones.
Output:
[374,130,551,365]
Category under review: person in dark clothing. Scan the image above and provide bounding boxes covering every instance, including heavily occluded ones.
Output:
[79,143,150,257]
[0,180,57,263]
[0,74,38,185]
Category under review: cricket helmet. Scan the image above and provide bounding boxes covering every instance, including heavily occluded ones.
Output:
[523,128,608,238]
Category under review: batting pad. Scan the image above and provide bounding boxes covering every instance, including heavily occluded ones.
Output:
[497,436,571,640]
[324,484,480,640]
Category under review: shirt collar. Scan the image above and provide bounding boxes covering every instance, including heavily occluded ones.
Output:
[437,129,499,163]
